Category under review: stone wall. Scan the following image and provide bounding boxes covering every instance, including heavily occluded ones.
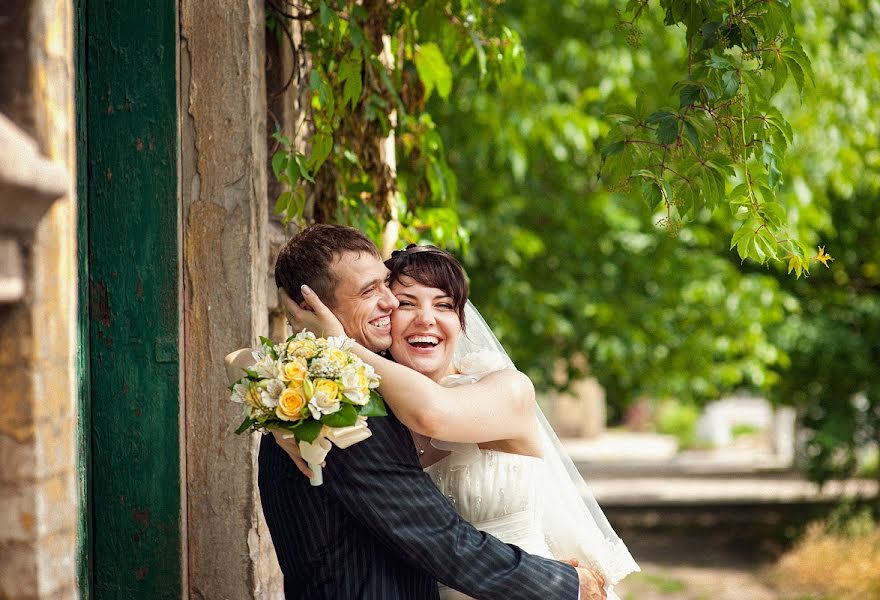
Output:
[180,0,283,596]
[0,0,78,598]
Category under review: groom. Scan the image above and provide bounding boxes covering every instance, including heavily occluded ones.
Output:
[254,224,606,599]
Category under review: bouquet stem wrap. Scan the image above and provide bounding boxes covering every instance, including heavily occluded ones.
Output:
[299,436,331,486]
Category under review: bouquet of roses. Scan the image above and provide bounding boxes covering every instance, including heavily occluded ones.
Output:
[230,330,385,485]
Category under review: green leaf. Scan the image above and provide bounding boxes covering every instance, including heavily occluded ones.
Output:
[339,50,364,109]
[271,151,288,180]
[309,133,333,172]
[321,404,359,427]
[468,30,488,79]
[641,179,663,209]
[234,417,255,435]
[721,70,740,97]
[295,419,323,443]
[781,39,815,88]
[730,218,760,250]
[679,83,701,108]
[294,152,316,183]
[601,140,626,161]
[706,52,732,70]
[683,121,699,149]
[415,42,453,100]
[359,391,388,417]
[759,201,786,227]
[646,111,678,144]
[769,53,788,96]
[274,191,291,216]
[757,227,779,260]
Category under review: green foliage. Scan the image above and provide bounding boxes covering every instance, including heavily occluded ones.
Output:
[267,0,879,485]
[428,0,792,406]
[655,399,699,449]
[268,0,523,250]
[769,192,880,485]
[601,0,820,272]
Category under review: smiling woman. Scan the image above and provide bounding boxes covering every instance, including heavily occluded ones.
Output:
[386,245,469,383]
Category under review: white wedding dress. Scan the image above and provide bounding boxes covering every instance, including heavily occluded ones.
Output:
[425,445,556,600]
[424,326,637,600]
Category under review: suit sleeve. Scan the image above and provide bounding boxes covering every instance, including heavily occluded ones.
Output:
[322,413,579,600]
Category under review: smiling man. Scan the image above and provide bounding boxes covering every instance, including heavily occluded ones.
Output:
[251,224,597,600]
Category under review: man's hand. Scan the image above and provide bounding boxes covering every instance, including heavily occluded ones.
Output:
[575,567,607,600]
[271,430,324,479]
[279,286,345,337]
[225,348,255,385]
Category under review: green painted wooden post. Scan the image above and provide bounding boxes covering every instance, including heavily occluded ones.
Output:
[80,1,182,597]
[74,0,93,598]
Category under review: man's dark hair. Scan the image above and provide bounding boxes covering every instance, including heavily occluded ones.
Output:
[385,245,469,328]
[274,224,380,306]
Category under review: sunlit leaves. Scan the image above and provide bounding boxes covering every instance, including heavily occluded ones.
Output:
[600,0,819,268]
[415,42,453,101]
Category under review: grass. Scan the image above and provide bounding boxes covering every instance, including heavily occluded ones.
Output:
[767,508,880,600]
[629,572,687,594]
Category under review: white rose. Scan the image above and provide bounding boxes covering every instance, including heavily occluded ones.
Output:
[307,382,341,419]
[340,366,370,405]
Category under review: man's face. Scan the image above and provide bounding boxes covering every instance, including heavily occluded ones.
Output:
[328,251,399,352]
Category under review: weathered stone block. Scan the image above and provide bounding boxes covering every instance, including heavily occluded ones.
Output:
[30,364,72,424]
[34,529,76,598]
[0,430,37,483]
[0,539,39,599]
[34,472,75,538]
[33,416,73,480]
[0,367,35,443]
[0,479,37,543]
[0,303,34,367]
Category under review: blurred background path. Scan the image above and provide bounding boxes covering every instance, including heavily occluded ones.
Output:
[562,427,878,600]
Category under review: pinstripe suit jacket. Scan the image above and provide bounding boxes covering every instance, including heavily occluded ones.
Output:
[258,407,579,600]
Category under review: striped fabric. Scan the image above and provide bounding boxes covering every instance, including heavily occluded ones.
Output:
[258,409,579,600]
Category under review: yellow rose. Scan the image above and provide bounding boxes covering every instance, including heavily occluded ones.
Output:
[312,378,339,406]
[276,387,307,421]
[287,339,319,359]
[280,357,308,387]
[323,348,348,370]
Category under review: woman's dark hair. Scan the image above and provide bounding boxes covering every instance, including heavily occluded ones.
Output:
[385,245,468,328]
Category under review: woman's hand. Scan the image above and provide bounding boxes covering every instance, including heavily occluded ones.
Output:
[279,285,346,338]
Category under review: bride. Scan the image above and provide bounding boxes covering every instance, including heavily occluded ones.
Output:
[284,244,639,600]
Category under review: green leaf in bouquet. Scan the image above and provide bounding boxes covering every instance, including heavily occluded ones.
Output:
[359,391,388,417]
[320,404,358,427]
[244,368,260,380]
[295,419,324,443]
[235,416,255,435]
[259,336,278,359]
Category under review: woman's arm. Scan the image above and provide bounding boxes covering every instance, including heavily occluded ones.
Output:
[283,285,536,444]
[352,342,536,443]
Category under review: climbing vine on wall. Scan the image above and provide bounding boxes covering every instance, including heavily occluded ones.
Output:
[267,0,523,253]
[267,0,824,271]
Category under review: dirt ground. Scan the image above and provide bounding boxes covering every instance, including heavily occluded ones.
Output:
[612,531,785,600]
